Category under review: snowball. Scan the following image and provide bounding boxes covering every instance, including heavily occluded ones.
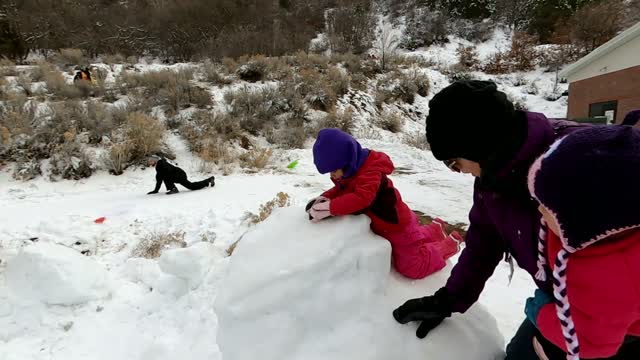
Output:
[159,242,223,289]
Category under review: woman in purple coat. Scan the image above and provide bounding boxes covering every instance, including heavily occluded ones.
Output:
[392,81,586,359]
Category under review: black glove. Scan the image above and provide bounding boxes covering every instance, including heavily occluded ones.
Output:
[147,190,158,195]
[305,198,317,213]
[393,287,453,339]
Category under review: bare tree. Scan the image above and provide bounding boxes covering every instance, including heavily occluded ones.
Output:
[570,0,625,54]
[326,1,375,54]
[1,0,334,61]
[494,0,536,30]
[376,22,400,72]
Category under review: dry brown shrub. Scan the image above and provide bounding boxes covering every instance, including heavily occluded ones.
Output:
[104,53,126,64]
[322,108,355,134]
[327,66,350,98]
[404,132,430,150]
[16,74,32,96]
[249,192,291,224]
[125,112,166,162]
[483,52,510,75]
[0,59,17,76]
[202,61,233,85]
[457,45,480,70]
[131,231,187,259]
[377,110,404,133]
[105,142,131,175]
[198,137,235,166]
[484,33,538,74]
[187,86,213,109]
[54,48,86,66]
[235,55,268,82]
[226,240,241,256]
[289,51,330,70]
[49,141,93,180]
[240,147,273,169]
[222,57,239,73]
[30,61,56,82]
[224,86,282,135]
[0,101,35,141]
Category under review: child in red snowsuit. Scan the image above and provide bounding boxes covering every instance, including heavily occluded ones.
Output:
[526,126,640,360]
[308,128,461,279]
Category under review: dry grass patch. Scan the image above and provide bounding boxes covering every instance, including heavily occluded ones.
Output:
[105,142,131,175]
[250,192,291,224]
[103,53,126,64]
[240,146,273,169]
[322,108,355,134]
[377,110,404,133]
[0,59,17,76]
[201,61,233,85]
[53,48,86,66]
[404,132,430,150]
[125,112,166,162]
[131,231,187,259]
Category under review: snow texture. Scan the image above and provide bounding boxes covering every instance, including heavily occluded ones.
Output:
[216,207,505,360]
[6,242,111,306]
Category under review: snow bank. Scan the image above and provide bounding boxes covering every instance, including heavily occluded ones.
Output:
[216,207,504,360]
[6,242,111,305]
[124,242,225,297]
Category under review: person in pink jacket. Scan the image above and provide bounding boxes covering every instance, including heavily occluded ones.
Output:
[308,128,462,280]
[525,126,640,359]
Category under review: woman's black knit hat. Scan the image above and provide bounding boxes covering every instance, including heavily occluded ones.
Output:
[426,80,518,164]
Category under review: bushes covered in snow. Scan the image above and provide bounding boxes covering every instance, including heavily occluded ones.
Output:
[49,140,94,180]
[483,32,539,74]
[375,70,430,107]
[124,112,167,163]
[321,108,355,134]
[0,59,18,77]
[224,86,287,135]
[377,110,405,133]
[402,9,449,50]
[117,68,211,112]
[200,61,234,86]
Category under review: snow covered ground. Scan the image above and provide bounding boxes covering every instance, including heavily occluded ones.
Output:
[0,133,534,359]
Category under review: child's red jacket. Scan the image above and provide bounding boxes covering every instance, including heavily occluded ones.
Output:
[322,150,413,235]
[536,230,640,358]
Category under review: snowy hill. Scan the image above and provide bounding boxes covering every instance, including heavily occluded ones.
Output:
[0,25,558,360]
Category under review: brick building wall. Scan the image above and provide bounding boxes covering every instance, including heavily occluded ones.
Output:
[567,65,640,124]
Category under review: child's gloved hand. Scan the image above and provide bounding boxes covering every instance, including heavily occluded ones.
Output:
[525,289,553,327]
[393,287,453,339]
[309,200,331,223]
[305,196,328,213]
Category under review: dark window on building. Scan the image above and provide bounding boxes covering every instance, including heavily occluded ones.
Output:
[589,101,618,124]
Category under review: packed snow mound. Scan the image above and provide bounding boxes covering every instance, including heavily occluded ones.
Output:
[215,207,504,360]
[124,242,225,297]
[6,242,111,305]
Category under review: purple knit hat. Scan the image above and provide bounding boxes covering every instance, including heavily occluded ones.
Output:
[313,128,369,178]
[528,126,640,360]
